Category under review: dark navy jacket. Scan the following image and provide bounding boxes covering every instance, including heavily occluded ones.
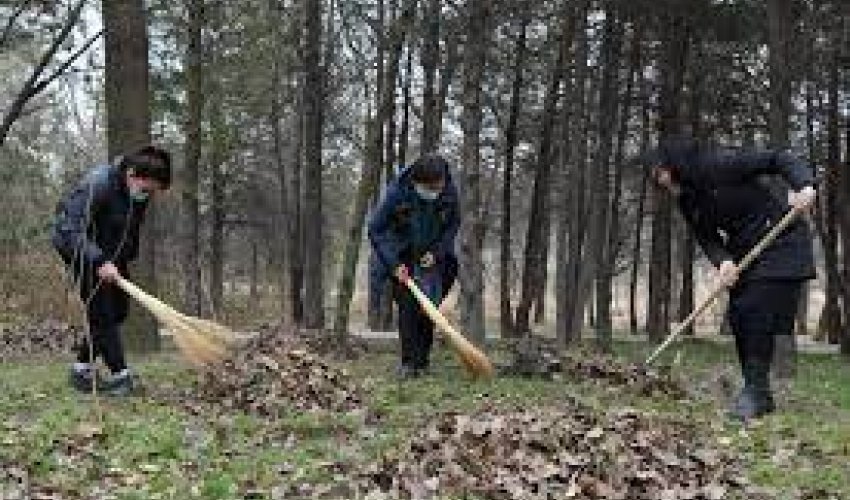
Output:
[675,148,816,282]
[51,164,148,273]
[367,165,460,295]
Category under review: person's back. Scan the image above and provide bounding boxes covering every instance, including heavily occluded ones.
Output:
[646,136,817,421]
[53,146,171,396]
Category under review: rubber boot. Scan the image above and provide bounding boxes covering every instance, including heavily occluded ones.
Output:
[729,363,773,421]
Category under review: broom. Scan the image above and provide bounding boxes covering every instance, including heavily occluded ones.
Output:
[402,276,495,378]
[115,277,235,368]
[645,205,805,365]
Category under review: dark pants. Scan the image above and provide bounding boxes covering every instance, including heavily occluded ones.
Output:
[394,259,457,370]
[72,264,129,374]
[727,279,802,390]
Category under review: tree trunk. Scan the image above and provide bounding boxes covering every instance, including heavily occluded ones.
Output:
[250,231,259,302]
[398,46,412,166]
[457,0,489,346]
[678,35,702,336]
[588,6,623,350]
[302,0,324,329]
[647,12,688,343]
[210,158,225,316]
[514,10,572,336]
[842,76,850,357]
[630,169,649,335]
[333,0,414,337]
[500,13,528,337]
[604,17,639,344]
[766,0,793,147]
[824,32,845,344]
[181,0,203,316]
[102,0,157,351]
[562,4,590,345]
[419,0,440,153]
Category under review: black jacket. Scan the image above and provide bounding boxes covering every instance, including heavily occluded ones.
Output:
[51,164,148,272]
[676,148,816,282]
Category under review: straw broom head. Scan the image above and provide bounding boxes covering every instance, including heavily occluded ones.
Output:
[115,277,232,368]
[404,278,494,378]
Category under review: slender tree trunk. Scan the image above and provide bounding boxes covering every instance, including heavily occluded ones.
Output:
[420,0,440,153]
[678,36,701,336]
[500,14,528,337]
[647,12,687,343]
[435,31,458,147]
[587,7,623,350]
[514,10,572,336]
[333,0,414,337]
[562,4,590,345]
[603,17,639,343]
[102,0,157,351]
[398,47,412,166]
[302,0,324,329]
[630,169,648,335]
[182,0,203,316]
[824,33,844,343]
[458,0,489,346]
[210,157,225,316]
[250,231,259,302]
[533,210,550,325]
[842,78,850,357]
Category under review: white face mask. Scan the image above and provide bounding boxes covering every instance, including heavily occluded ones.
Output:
[130,188,150,202]
[414,185,440,201]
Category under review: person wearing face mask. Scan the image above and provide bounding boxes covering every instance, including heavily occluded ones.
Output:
[643,135,816,421]
[52,145,171,396]
[368,154,460,379]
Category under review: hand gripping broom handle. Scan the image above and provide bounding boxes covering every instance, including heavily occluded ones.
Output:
[402,276,493,376]
[646,206,804,365]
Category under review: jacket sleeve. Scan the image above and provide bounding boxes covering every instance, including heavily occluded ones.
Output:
[432,195,459,260]
[51,172,108,269]
[679,203,732,268]
[694,149,815,190]
[367,186,404,272]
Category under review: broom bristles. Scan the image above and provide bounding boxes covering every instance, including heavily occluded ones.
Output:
[115,277,232,368]
[404,279,494,378]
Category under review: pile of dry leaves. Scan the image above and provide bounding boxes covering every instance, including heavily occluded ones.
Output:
[502,338,687,398]
[560,350,688,399]
[0,320,79,361]
[196,330,365,415]
[363,405,750,500]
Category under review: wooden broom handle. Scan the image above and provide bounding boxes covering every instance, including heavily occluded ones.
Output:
[403,277,468,345]
[646,206,804,365]
[114,276,180,324]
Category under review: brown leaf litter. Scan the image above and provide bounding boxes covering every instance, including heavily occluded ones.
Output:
[193,328,366,415]
[362,404,754,500]
[0,320,80,361]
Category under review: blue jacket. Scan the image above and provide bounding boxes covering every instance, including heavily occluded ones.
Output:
[51,164,148,273]
[367,165,460,292]
[675,147,816,282]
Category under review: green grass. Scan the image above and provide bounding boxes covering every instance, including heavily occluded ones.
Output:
[1,340,849,499]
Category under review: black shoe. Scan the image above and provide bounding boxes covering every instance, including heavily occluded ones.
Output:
[395,364,419,380]
[101,370,136,397]
[69,368,95,393]
[729,386,772,421]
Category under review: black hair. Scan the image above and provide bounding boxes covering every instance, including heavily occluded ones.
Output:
[410,154,448,183]
[120,145,172,188]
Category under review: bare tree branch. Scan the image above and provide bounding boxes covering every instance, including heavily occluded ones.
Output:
[0,0,89,145]
[0,0,33,50]
[30,28,103,97]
